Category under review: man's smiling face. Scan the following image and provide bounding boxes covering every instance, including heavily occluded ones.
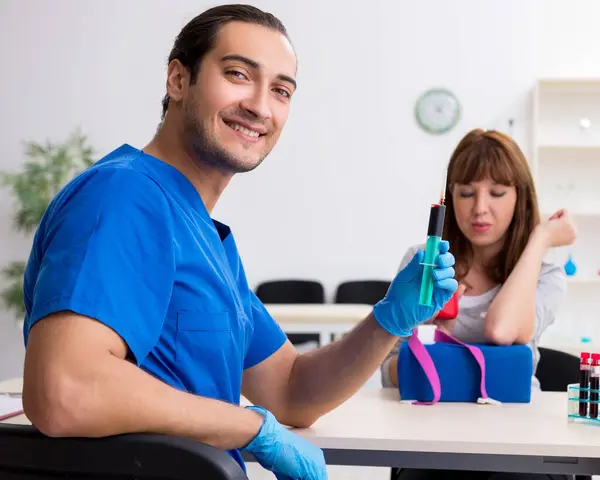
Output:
[180,21,297,173]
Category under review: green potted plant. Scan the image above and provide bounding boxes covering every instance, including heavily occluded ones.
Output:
[1,129,95,319]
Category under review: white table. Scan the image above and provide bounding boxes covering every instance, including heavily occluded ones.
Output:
[264,305,595,358]
[286,388,600,476]
[0,378,25,425]
[3,378,600,476]
[264,303,372,346]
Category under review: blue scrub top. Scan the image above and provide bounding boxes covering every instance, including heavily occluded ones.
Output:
[22,144,287,470]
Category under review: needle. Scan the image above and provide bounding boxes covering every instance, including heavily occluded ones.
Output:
[440,169,448,205]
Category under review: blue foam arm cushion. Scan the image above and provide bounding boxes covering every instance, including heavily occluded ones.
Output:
[399,342,533,403]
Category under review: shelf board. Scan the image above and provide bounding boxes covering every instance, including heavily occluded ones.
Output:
[537,78,600,92]
[538,78,600,86]
[538,341,597,357]
[537,144,600,151]
[540,338,596,348]
[567,276,600,284]
[541,211,600,218]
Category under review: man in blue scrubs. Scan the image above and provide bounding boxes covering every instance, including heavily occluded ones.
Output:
[21,5,457,480]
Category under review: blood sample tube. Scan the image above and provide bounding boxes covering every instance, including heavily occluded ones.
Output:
[589,353,600,419]
[579,352,591,417]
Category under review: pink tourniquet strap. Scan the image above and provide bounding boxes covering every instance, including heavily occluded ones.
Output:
[407,331,441,405]
[406,329,489,404]
[434,329,489,399]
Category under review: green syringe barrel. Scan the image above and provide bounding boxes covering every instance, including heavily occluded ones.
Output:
[418,203,446,307]
[419,235,441,306]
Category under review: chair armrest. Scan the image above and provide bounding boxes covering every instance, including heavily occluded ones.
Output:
[0,424,248,480]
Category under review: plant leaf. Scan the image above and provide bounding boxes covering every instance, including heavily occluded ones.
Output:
[0,261,26,317]
[0,129,96,319]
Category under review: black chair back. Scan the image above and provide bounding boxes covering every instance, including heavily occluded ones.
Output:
[536,347,580,392]
[0,423,247,480]
[255,279,325,346]
[255,280,325,304]
[334,280,390,305]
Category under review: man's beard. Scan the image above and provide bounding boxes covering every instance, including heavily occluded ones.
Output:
[183,102,266,174]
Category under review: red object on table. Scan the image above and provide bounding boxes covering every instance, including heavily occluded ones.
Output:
[436,291,459,320]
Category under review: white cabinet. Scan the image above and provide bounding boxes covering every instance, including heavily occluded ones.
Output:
[532,79,600,346]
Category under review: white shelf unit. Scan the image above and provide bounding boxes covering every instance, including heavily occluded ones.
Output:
[567,276,600,284]
[532,78,600,345]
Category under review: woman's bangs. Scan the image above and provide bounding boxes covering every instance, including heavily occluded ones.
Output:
[450,143,517,186]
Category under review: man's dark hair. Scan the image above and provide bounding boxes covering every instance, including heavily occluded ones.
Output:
[161,4,290,120]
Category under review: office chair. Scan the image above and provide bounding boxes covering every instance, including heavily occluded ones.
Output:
[334,280,391,305]
[255,279,325,304]
[0,423,248,480]
[255,279,325,346]
[536,347,580,392]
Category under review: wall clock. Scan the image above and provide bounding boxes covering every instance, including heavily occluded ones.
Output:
[414,88,461,135]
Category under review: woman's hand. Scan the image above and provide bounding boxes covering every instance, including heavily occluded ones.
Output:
[537,209,577,248]
[433,283,467,335]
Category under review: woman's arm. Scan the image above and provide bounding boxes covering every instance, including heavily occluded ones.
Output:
[381,285,466,389]
[483,228,549,344]
[484,211,576,345]
[381,342,401,387]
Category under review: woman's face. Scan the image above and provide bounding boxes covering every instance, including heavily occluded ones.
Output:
[452,178,517,249]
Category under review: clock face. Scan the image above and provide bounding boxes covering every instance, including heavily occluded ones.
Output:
[415,88,461,134]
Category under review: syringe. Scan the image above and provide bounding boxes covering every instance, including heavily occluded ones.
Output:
[418,175,447,307]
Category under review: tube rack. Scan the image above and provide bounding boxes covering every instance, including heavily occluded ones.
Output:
[567,383,600,426]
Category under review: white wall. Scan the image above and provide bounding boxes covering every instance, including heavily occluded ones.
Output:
[1,0,600,380]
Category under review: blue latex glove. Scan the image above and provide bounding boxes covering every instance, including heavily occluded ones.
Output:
[241,405,327,480]
[373,240,458,337]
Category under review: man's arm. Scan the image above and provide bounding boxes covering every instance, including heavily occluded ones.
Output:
[243,242,457,427]
[286,312,398,421]
[23,312,263,450]
[242,312,396,427]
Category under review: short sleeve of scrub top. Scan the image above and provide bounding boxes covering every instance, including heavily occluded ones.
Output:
[244,291,288,369]
[23,167,176,364]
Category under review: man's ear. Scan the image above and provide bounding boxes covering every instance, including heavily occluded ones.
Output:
[165,59,189,104]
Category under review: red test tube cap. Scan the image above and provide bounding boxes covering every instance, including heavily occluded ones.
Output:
[591,353,600,364]
[581,352,591,360]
